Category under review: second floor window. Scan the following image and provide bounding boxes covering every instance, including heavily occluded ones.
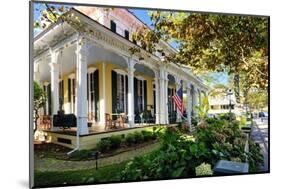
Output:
[124,30,129,40]
[110,20,116,33]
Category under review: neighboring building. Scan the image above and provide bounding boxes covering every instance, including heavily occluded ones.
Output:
[208,95,241,116]
[33,7,208,140]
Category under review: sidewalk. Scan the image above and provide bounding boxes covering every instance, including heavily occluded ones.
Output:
[251,118,269,172]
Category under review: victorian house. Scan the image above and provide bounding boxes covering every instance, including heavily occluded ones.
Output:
[33,6,208,149]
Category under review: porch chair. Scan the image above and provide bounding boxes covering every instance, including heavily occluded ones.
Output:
[105,113,113,130]
[115,113,126,128]
[42,115,51,130]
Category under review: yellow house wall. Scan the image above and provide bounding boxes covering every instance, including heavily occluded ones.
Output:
[45,125,159,150]
[59,62,155,116]
[141,75,154,110]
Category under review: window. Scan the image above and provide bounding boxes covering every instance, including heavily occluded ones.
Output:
[137,79,144,112]
[43,84,51,115]
[87,72,95,118]
[110,20,116,33]
[124,30,129,40]
[116,73,127,113]
[68,77,76,114]
[133,38,137,44]
[59,80,64,110]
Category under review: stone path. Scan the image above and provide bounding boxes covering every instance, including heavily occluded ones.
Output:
[251,118,269,172]
[35,142,160,172]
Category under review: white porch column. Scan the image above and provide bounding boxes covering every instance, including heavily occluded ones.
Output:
[127,58,136,127]
[99,63,106,124]
[193,86,199,117]
[198,88,202,106]
[34,59,41,83]
[175,77,182,122]
[159,69,167,124]
[164,77,169,124]
[186,82,192,129]
[154,70,160,124]
[49,51,60,120]
[75,39,89,135]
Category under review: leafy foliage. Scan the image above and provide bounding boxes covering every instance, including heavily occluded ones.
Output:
[132,11,268,105]
[195,94,210,122]
[34,81,47,132]
[121,117,264,180]
[195,163,213,176]
[96,139,111,153]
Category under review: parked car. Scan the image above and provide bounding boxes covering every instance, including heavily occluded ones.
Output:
[259,112,268,122]
[259,112,268,118]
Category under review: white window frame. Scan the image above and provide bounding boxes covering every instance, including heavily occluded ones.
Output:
[114,69,127,113]
[87,68,97,120]
[68,74,76,114]
[136,77,145,112]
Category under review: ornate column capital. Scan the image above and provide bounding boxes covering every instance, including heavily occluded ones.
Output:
[76,36,90,59]
[159,69,168,81]
[186,81,192,90]
[47,49,60,64]
[126,57,136,76]
[49,62,60,73]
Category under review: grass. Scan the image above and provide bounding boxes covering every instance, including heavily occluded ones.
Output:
[34,161,128,187]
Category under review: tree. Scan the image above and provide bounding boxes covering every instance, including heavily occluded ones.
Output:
[247,89,268,111]
[34,81,47,133]
[131,11,268,92]
[208,83,228,98]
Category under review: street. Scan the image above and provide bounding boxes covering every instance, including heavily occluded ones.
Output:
[251,118,269,172]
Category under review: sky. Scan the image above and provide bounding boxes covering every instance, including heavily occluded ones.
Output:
[33,2,228,86]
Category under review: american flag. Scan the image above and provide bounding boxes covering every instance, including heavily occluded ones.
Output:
[172,83,183,114]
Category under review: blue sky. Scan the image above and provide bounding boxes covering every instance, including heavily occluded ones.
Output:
[33,3,228,86]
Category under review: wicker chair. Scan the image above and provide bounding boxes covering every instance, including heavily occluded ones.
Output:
[115,113,126,128]
[105,113,113,130]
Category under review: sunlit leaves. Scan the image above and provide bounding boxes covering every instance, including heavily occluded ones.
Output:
[133,11,268,91]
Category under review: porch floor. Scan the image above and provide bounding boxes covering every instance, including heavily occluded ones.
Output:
[40,122,162,136]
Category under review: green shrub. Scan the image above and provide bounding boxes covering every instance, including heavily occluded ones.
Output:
[109,135,122,149]
[125,133,136,146]
[133,131,144,143]
[195,163,213,176]
[141,130,154,141]
[248,140,264,172]
[239,116,247,128]
[96,139,111,153]
[69,150,92,160]
[219,113,236,121]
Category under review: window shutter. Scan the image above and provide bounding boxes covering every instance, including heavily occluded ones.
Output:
[94,70,99,121]
[59,80,64,109]
[87,74,89,101]
[144,80,147,111]
[125,75,128,113]
[134,77,138,114]
[68,78,71,102]
[112,70,117,113]
[47,84,52,115]
[110,20,116,33]
[124,30,129,40]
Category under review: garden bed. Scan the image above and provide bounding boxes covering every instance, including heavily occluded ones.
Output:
[34,128,162,161]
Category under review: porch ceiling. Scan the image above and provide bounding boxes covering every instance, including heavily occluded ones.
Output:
[37,44,156,81]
